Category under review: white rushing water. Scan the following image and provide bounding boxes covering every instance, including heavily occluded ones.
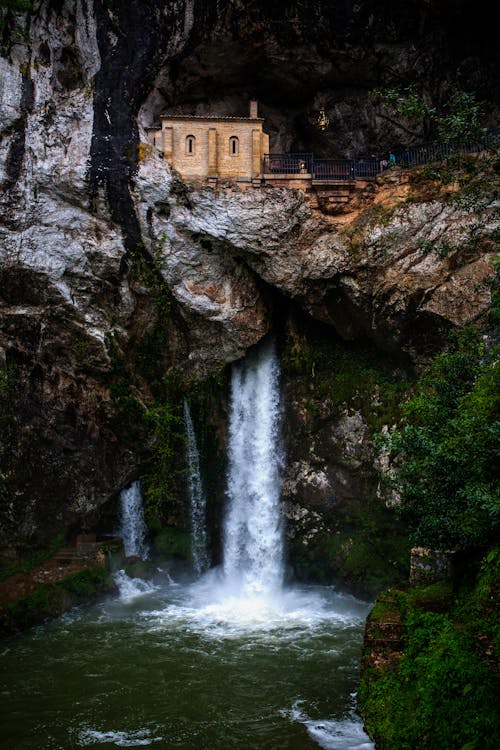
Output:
[223,338,284,597]
[183,399,209,576]
[119,480,149,559]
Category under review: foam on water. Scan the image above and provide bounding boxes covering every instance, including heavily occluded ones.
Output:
[74,339,374,750]
[282,700,374,750]
[78,728,163,747]
[114,571,158,602]
[137,567,370,641]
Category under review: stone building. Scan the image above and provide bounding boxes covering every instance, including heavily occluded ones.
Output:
[147,100,269,187]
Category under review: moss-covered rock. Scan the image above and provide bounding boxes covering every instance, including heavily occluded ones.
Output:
[152,527,192,560]
[124,559,156,579]
[0,566,115,637]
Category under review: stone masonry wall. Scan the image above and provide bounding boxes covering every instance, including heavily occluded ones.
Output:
[160,118,267,179]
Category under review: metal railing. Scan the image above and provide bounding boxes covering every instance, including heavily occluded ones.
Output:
[314,159,355,180]
[393,128,500,168]
[263,155,381,181]
[262,128,500,181]
[262,153,314,174]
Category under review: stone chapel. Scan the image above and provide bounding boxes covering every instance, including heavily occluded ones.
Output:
[146,100,269,187]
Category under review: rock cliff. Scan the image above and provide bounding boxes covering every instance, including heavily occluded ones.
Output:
[0,1,497,586]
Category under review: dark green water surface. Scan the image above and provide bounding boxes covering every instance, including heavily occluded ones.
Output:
[1,571,374,750]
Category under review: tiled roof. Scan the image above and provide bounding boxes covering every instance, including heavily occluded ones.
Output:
[159,114,264,122]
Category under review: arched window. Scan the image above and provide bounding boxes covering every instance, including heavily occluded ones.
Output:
[229,136,239,156]
[185,135,196,156]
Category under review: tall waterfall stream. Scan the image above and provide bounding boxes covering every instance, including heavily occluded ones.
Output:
[1,342,373,749]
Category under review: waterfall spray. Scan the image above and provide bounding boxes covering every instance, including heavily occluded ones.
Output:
[119,481,149,559]
[183,400,209,576]
[223,339,284,595]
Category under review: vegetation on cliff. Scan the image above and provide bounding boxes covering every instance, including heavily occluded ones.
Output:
[359,549,500,749]
[360,282,500,747]
[280,320,411,594]
[386,329,499,550]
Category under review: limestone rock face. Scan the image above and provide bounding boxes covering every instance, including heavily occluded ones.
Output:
[166,172,496,360]
[0,0,497,554]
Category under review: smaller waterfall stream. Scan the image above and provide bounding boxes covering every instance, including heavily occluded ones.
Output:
[119,480,149,559]
[183,399,209,575]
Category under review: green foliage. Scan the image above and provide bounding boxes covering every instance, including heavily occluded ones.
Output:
[0,0,32,37]
[359,550,500,749]
[105,330,187,528]
[436,90,484,145]
[0,0,32,9]
[488,255,500,326]
[103,236,191,526]
[128,237,173,395]
[361,612,499,749]
[141,401,185,523]
[417,152,499,205]
[384,330,499,550]
[371,84,434,130]
[372,85,485,144]
[417,238,456,259]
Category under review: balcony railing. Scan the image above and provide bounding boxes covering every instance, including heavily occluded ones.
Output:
[262,153,314,174]
[262,128,500,181]
[393,128,500,168]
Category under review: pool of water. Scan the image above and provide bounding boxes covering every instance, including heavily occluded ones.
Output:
[0,569,374,750]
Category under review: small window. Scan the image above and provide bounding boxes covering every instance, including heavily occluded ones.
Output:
[185,135,196,156]
[229,136,239,156]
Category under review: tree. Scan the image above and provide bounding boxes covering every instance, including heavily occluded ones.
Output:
[371,85,485,145]
[386,332,499,550]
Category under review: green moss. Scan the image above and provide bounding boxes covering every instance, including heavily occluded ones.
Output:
[281,331,410,434]
[342,203,398,254]
[290,525,409,594]
[124,559,156,579]
[403,581,453,612]
[368,590,401,623]
[153,527,191,560]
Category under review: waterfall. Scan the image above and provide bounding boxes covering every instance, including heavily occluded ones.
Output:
[223,339,284,595]
[119,481,149,559]
[183,399,209,576]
